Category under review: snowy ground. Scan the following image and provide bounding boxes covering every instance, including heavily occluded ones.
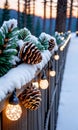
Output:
[56,33,78,130]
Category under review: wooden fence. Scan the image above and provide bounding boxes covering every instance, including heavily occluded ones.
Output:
[0,36,70,130]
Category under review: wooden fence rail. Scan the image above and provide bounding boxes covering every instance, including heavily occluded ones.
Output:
[0,36,70,130]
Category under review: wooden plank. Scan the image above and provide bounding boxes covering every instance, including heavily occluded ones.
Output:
[27,110,31,130]
[52,105,55,130]
[33,110,37,130]
[41,90,45,130]
[50,108,53,130]
[37,107,42,130]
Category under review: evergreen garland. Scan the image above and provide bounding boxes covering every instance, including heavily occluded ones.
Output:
[18,28,31,40]
[24,35,45,51]
[0,19,68,77]
[18,28,45,51]
[38,36,49,50]
[54,32,64,45]
[39,33,51,50]
[0,19,18,77]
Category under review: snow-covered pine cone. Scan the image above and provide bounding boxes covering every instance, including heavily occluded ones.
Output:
[48,39,55,51]
[19,84,42,110]
[20,42,42,64]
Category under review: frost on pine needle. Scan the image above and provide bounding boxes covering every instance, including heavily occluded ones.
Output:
[24,34,45,51]
[17,40,24,50]
[6,19,17,31]
[9,56,20,65]
[1,19,18,34]
[18,28,31,40]
[39,32,58,52]
[4,49,17,53]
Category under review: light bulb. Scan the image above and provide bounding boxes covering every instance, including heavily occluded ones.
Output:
[76,31,78,36]
[40,79,49,89]
[5,104,22,121]
[60,46,64,51]
[68,30,71,33]
[49,70,56,77]
[54,54,59,60]
[32,81,39,88]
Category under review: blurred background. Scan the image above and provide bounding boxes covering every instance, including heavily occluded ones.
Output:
[0,0,78,36]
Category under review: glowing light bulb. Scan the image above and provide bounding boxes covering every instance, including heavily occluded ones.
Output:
[76,31,78,36]
[54,54,59,60]
[32,81,39,88]
[5,104,22,121]
[40,79,49,89]
[68,30,71,33]
[60,46,64,51]
[49,70,56,77]
[60,32,63,35]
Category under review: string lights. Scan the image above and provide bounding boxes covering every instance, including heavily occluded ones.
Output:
[40,70,49,89]
[32,77,39,88]
[60,34,71,51]
[54,51,59,60]
[5,90,22,121]
[68,30,71,33]
[49,60,56,77]
[76,31,78,36]
[60,46,64,51]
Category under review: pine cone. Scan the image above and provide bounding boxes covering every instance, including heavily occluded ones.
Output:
[20,42,42,64]
[19,84,42,110]
[48,39,55,51]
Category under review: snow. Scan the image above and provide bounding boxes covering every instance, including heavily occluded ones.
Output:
[39,32,58,52]
[0,50,51,101]
[5,49,17,53]
[0,33,70,102]
[1,19,17,33]
[39,32,57,43]
[36,50,51,70]
[17,40,24,50]
[10,56,20,65]
[56,33,78,130]
[6,19,17,31]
